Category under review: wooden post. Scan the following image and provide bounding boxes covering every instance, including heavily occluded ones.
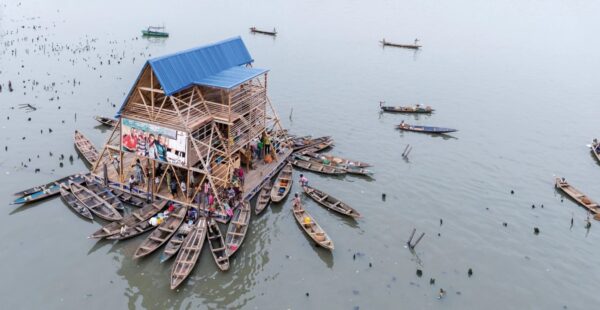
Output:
[407,228,416,246]
[103,163,108,186]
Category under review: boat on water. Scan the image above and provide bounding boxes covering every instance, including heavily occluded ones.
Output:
[303,186,360,218]
[225,201,251,257]
[170,217,208,289]
[270,163,293,202]
[591,139,600,163]
[111,187,146,207]
[84,177,124,211]
[12,173,87,204]
[555,177,600,220]
[303,152,371,168]
[133,204,187,259]
[89,200,167,239]
[255,182,272,215]
[249,27,277,36]
[295,139,334,155]
[142,26,169,37]
[396,121,457,134]
[380,38,421,49]
[94,115,117,127]
[59,185,93,220]
[207,218,230,271]
[298,154,373,176]
[291,157,346,176]
[380,102,433,113]
[160,221,194,263]
[292,136,332,151]
[74,130,99,165]
[70,182,122,221]
[292,201,334,250]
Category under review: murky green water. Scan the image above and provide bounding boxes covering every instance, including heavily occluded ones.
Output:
[1,0,600,309]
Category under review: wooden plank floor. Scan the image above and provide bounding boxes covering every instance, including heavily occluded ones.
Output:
[242,148,292,200]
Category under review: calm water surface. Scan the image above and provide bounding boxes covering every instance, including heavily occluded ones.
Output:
[1,0,599,309]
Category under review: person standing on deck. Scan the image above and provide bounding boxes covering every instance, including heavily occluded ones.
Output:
[132,159,144,185]
[170,177,177,198]
[299,174,309,187]
[263,133,272,157]
[180,180,187,199]
[238,167,245,187]
[128,175,136,193]
[257,139,263,160]
[203,181,210,206]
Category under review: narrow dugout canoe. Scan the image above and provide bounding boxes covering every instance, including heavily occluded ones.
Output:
[295,139,334,155]
[302,186,361,218]
[270,163,293,202]
[207,219,230,271]
[292,136,332,151]
[170,217,208,289]
[294,154,371,176]
[225,201,251,257]
[12,173,87,204]
[292,202,334,250]
[249,27,277,36]
[133,205,187,259]
[591,140,600,163]
[94,115,117,127]
[112,188,146,207]
[84,177,124,211]
[555,177,600,220]
[74,130,99,165]
[255,182,272,215]
[70,182,122,221]
[89,200,167,239]
[59,186,93,220]
[291,158,346,175]
[380,105,433,113]
[396,123,457,134]
[160,221,194,263]
[303,152,371,168]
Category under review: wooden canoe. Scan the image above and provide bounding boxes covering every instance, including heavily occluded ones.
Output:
[84,177,124,211]
[295,154,372,176]
[70,182,122,221]
[59,186,93,220]
[270,163,293,202]
[112,188,146,207]
[255,182,272,215]
[303,152,371,168]
[207,218,230,271]
[380,39,421,49]
[14,173,87,197]
[249,27,277,36]
[74,130,99,165]
[591,142,600,163]
[292,202,334,250]
[225,201,251,257]
[12,173,87,204]
[295,139,334,155]
[380,105,433,113]
[133,204,187,259]
[94,115,117,127]
[89,200,167,239]
[555,178,600,219]
[396,123,457,134]
[160,221,194,263]
[106,216,155,240]
[170,217,208,289]
[292,136,332,151]
[303,186,361,218]
[291,158,346,175]
[343,165,374,177]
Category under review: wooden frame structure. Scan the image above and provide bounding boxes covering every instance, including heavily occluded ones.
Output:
[91,40,287,218]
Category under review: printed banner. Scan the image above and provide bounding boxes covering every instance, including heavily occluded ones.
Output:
[121,118,187,166]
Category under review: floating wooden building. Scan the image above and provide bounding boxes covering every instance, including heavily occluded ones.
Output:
[90,37,290,221]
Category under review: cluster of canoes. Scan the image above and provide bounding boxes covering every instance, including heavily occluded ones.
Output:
[379,101,458,134]
[554,139,600,221]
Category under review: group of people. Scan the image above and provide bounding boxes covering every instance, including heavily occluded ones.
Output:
[122,127,168,162]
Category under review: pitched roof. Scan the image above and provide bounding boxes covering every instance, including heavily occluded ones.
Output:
[149,36,267,94]
[116,37,268,117]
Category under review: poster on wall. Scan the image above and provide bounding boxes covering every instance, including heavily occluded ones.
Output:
[121,118,187,166]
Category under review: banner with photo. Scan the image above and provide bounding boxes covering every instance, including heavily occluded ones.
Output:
[121,118,187,166]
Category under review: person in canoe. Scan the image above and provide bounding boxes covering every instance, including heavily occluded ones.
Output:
[293,193,301,207]
[299,174,309,187]
[414,104,421,111]
[593,138,600,153]
[399,120,408,129]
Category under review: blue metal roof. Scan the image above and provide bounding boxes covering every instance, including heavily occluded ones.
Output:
[116,37,267,117]
[149,36,267,94]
